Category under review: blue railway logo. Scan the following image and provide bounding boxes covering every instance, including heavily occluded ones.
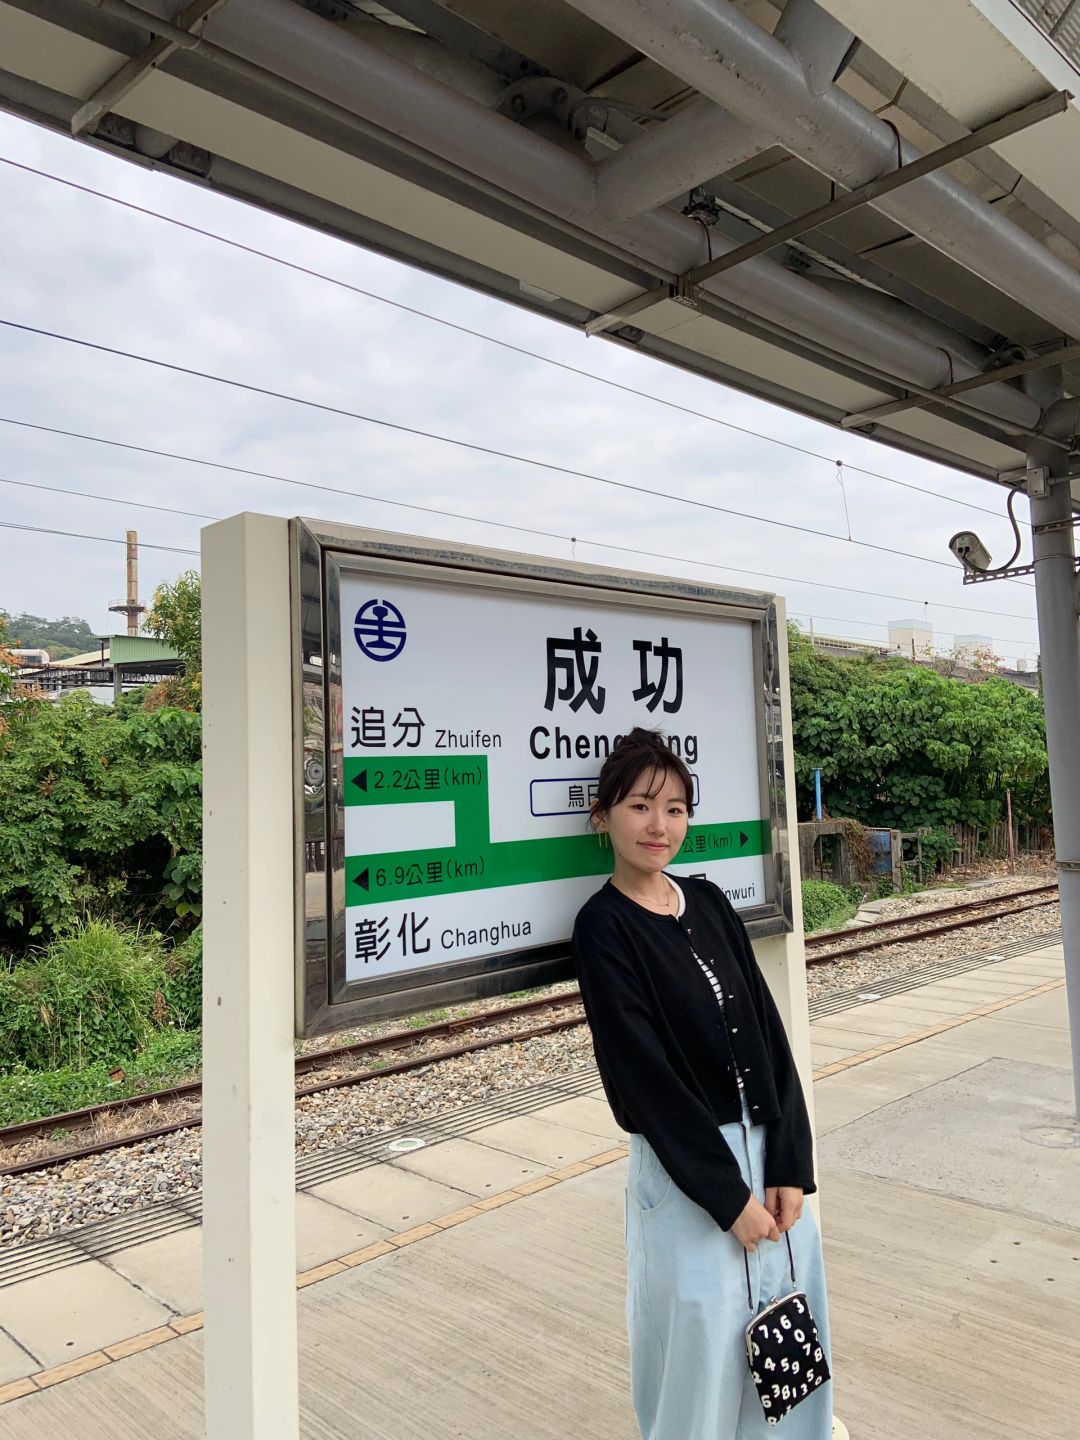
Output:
[354,598,407,662]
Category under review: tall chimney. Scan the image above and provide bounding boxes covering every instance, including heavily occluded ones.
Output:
[126,530,138,637]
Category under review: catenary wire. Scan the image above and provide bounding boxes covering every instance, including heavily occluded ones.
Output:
[1,509,1037,653]
[0,154,1012,524]
[0,317,1031,581]
[0,470,1040,647]
[0,422,1038,619]
[0,518,197,554]
[0,474,216,521]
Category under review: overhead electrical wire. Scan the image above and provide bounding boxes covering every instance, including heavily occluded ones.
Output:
[0,317,1031,583]
[788,612,1038,655]
[0,518,198,554]
[0,470,1040,647]
[0,153,1012,524]
[1,510,1037,653]
[0,428,1037,618]
[0,474,216,522]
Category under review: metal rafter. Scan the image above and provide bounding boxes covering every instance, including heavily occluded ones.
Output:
[70,0,226,136]
[843,343,1080,430]
[587,88,1072,338]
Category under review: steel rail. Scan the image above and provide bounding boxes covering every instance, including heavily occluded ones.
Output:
[804,882,1059,948]
[0,993,586,1164]
[1,883,1058,1175]
[805,892,1060,962]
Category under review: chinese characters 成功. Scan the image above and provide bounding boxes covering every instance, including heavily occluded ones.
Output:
[543,629,685,715]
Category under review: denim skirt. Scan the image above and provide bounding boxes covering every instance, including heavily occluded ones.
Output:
[624,1110,833,1440]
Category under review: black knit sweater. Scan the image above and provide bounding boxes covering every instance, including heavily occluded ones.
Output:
[572,876,816,1231]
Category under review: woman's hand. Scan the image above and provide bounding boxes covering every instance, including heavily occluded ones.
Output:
[731,1195,781,1252]
[764,1186,805,1233]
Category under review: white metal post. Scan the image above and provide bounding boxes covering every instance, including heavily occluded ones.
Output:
[202,513,299,1440]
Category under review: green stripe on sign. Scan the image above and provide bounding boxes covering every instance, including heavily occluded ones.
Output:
[343,755,768,904]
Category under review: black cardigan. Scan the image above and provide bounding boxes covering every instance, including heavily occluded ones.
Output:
[572,876,816,1231]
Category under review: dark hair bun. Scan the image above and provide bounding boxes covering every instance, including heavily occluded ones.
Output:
[593,727,695,819]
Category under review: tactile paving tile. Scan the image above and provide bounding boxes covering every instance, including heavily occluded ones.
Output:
[808,930,1061,1020]
[0,1067,605,1289]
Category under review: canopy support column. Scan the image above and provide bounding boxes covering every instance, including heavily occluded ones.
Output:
[1027,391,1080,1117]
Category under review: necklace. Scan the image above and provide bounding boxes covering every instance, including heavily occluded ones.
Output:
[622,876,676,914]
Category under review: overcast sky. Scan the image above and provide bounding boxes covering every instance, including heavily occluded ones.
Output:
[0,110,1043,666]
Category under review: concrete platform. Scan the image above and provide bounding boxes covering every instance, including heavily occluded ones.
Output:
[0,941,1073,1438]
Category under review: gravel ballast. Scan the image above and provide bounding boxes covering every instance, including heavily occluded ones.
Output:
[0,873,1060,1248]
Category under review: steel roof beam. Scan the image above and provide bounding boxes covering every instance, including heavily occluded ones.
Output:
[587,88,1070,337]
[681,89,1071,282]
[843,344,1080,430]
[70,0,225,136]
[62,0,1044,441]
[563,0,1080,343]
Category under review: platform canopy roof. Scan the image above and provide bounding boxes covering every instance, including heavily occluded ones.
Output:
[2,0,1080,502]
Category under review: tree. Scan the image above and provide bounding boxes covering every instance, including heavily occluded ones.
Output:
[787,625,1049,832]
[0,692,202,944]
[143,571,201,710]
[2,612,96,661]
[0,614,14,699]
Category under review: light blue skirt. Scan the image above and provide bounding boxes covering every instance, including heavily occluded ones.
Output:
[625,1110,833,1440]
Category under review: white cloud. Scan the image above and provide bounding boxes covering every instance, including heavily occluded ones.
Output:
[0,111,1040,662]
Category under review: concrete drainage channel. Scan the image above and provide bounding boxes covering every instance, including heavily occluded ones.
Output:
[0,931,1061,1291]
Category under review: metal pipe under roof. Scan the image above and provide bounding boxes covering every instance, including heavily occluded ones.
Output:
[561,0,1080,344]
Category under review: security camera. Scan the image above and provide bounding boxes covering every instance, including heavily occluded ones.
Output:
[949,531,992,573]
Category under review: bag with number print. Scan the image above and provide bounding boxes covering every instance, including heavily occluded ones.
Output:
[743,1235,830,1425]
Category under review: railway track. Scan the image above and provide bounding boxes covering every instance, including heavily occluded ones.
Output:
[0,992,587,1177]
[1,881,1058,1178]
[803,881,1059,962]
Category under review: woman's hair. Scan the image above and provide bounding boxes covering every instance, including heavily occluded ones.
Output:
[591,727,695,823]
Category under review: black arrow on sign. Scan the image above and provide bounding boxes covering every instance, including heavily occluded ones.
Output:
[352,769,368,792]
[739,830,749,848]
[354,867,370,891]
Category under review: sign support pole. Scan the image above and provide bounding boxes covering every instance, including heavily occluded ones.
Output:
[202,513,299,1440]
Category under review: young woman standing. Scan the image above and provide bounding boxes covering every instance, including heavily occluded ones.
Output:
[573,728,832,1439]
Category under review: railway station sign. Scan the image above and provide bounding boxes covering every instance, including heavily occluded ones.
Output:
[293,519,792,1035]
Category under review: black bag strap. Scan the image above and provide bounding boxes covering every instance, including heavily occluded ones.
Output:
[744,1231,796,1311]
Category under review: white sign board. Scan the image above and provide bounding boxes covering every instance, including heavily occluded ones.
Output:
[294,523,789,1033]
[340,573,769,980]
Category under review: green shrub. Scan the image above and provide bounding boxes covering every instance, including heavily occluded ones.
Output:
[0,1029,202,1125]
[128,1027,201,1086]
[919,828,957,872]
[0,693,202,944]
[0,920,166,1071]
[162,926,202,1030]
[0,1061,120,1124]
[801,880,857,934]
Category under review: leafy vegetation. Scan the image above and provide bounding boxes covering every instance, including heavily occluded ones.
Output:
[0,921,168,1071]
[0,1029,202,1126]
[143,571,201,710]
[788,626,1049,832]
[1,611,97,661]
[0,613,14,698]
[800,879,858,934]
[0,919,202,1122]
[0,693,202,945]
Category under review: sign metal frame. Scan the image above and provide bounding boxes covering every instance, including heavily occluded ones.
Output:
[293,518,792,1037]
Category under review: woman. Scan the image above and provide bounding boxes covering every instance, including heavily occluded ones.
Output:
[573,728,832,1439]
